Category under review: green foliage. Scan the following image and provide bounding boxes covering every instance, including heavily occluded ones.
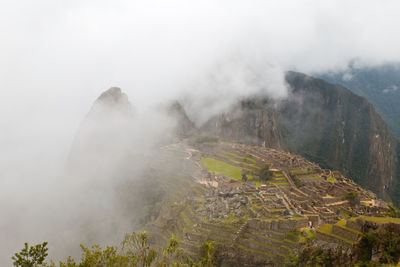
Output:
[355,224,400,265]
[13,233,217,267]
[201,157,243,180]
[120,232,156,266]
[241,170,248,182]
[292,175,304,188]
[291,223,400,266]
[159,236,188,266]
[77,244,135,266]
[386,203,400,218]
[12,242,48,267]
[259,165,273,182]
[285,246,333,267]
[200,242,215,267]
[342,192,360,207]
[285,246,351,267]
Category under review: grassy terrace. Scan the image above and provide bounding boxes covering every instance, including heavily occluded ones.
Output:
[290,169,307,173]
[201,157,266,186]
[201,157,243,180]
[218,151,260,169]
[222,150,257,163]
[270,181,290,186]
[317,223,357,245]
[359,216,400,224]
[317,224,333,234]
[336,220,363,236]
[299,228,316,243]
[217,153,260,170]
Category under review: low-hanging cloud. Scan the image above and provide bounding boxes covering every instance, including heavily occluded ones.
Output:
[1,0,400,264]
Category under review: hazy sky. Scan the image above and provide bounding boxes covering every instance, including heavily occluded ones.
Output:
[1,0,399,165]
[1,0,400,126]
[1,0,400,263]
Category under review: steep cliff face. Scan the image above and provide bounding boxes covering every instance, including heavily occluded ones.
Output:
[166,101,197,139]
[201,72,399,203]
[317,63,400,137]
[200,100,283,148]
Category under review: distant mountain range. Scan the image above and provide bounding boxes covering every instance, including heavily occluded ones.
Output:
[316,63,400,137]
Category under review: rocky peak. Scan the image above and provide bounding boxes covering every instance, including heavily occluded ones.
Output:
[93,87,132,115]
[67,87,134,173]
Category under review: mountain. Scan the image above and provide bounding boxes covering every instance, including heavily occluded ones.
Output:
[65,87,199,248]
[68,86,134,174]
[316,62,400,137]
[60,84,400,266]
[198,71,400,204]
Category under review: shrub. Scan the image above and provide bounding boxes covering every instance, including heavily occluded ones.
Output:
[259,165,273,182]
[342,192,360,207]
[12,242,48,267]
[13,232,216,267]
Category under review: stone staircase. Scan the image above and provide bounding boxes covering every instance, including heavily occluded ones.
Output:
[231,221,249,248]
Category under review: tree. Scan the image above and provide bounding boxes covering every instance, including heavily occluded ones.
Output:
[12,242,48,267]
[386,204,400,218]
[355,224,400,265]
[200,241,216,267]
[241,171,248,182]
[13,232,216,267]
[259,165,273,182]
[343,192,360,207]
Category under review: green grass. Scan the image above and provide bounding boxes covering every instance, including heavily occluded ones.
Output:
[359,216,400,224]
[246,157,257,163]
[317,224,357,244]
[201,157,243,180]
[318,224,333,234]
[222,151,256,163]
[300,228,316,243]
[254,180,265,186]
[270,181,290,186]
[335,220,363,236]
[218,153,260,170]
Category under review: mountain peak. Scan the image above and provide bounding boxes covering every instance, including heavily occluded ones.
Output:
[96,87,130,109]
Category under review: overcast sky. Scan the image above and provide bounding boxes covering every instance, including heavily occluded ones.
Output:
[1,0,400,262]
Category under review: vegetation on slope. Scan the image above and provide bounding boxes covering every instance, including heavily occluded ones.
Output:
[290,222,400,266]
[12,232,216,267]
[201,158,243,180]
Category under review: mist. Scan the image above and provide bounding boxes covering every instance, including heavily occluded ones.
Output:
[1,0,400,264]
